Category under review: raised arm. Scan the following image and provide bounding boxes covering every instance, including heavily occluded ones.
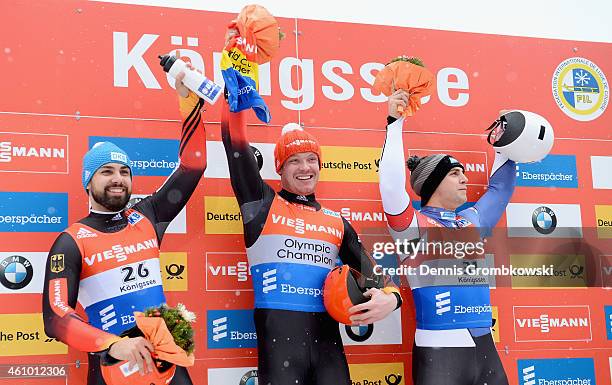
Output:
[220,99,273,207]
[379,90,418,238]
[136,75,207,235]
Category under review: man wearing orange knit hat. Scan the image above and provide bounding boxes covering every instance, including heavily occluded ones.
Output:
[221,104,402,385]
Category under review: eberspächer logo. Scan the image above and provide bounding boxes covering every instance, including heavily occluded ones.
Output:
[552,57,609,121]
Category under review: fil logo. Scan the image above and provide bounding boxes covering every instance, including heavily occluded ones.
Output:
[262,269,277,293]
[99,304,118,331]
[522,365,535,385]
[212,317,228,341]
[76,228,97,239]
[436,291,451,315]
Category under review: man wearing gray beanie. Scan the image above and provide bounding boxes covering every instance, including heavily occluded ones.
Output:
[42,71,205,385]
[378,90,517,385]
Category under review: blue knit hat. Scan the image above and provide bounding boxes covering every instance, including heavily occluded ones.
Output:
[82,142,132,191]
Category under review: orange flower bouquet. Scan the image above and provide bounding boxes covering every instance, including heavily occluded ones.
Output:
[373,55,435,117]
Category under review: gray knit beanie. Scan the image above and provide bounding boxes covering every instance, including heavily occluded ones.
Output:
[406,154,464,206]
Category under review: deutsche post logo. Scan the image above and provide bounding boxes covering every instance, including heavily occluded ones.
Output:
[50,254,64,273]
[552,57,609,121]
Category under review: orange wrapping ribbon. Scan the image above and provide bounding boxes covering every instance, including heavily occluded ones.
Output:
[373,61,434,117]
[134,312,195,367]
[229,4,279,64]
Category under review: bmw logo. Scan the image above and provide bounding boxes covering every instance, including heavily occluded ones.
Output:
[239,369,258,385]
[345,324,374,342]
[0,255,34,290]
[532,206,557,234]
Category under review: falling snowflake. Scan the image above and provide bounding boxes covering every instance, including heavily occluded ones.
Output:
[574,70,591,86]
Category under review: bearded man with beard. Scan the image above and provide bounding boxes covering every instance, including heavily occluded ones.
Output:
[41,72,205,385]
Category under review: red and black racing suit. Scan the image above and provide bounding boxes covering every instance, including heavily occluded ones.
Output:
[42,93,206,385]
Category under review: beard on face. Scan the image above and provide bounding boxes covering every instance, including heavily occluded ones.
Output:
[91,183,131,212]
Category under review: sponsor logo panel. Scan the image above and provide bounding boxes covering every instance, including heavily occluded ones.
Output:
[513,305,591,342]
[207,367,258,385]
[128,194,186,233]
[517,358,595,385]
[0,252,47,293]
[160,252,187,291]
[348,363,405,385]
[506,203,582,238]
[510,254,587,288]
[205,141,278,180]
[552,57,609,121]
[492,306,500,343]
[0,192,68,232]
[207,309,257,349]
[340,306,402,345]
[604,305,612,340]
[89,136,179,176]
[0,132,68,174]
[515,154,578,188]
[600,255,612,288]
[206,252,252,292]
[319,146,380,183]
[0,314,67,356]
[591,156,612,189]
[205,196,243,234]
[595,205,612,239]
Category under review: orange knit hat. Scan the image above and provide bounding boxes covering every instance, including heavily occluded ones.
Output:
[274,123,322,173]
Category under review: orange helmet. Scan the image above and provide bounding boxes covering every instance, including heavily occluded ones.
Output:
[323,266,369,324]
[101,355,176,385]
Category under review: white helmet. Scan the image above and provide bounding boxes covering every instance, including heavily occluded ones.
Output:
[487,110,554,163]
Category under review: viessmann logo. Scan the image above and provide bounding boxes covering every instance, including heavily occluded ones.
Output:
[513,305,591,342]
[0,132,68,174]
[84,238,158,266]
[205,252,251,291]
[271,214,342,237]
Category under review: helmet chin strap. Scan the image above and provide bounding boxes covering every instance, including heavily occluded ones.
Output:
[486,117,507,145]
